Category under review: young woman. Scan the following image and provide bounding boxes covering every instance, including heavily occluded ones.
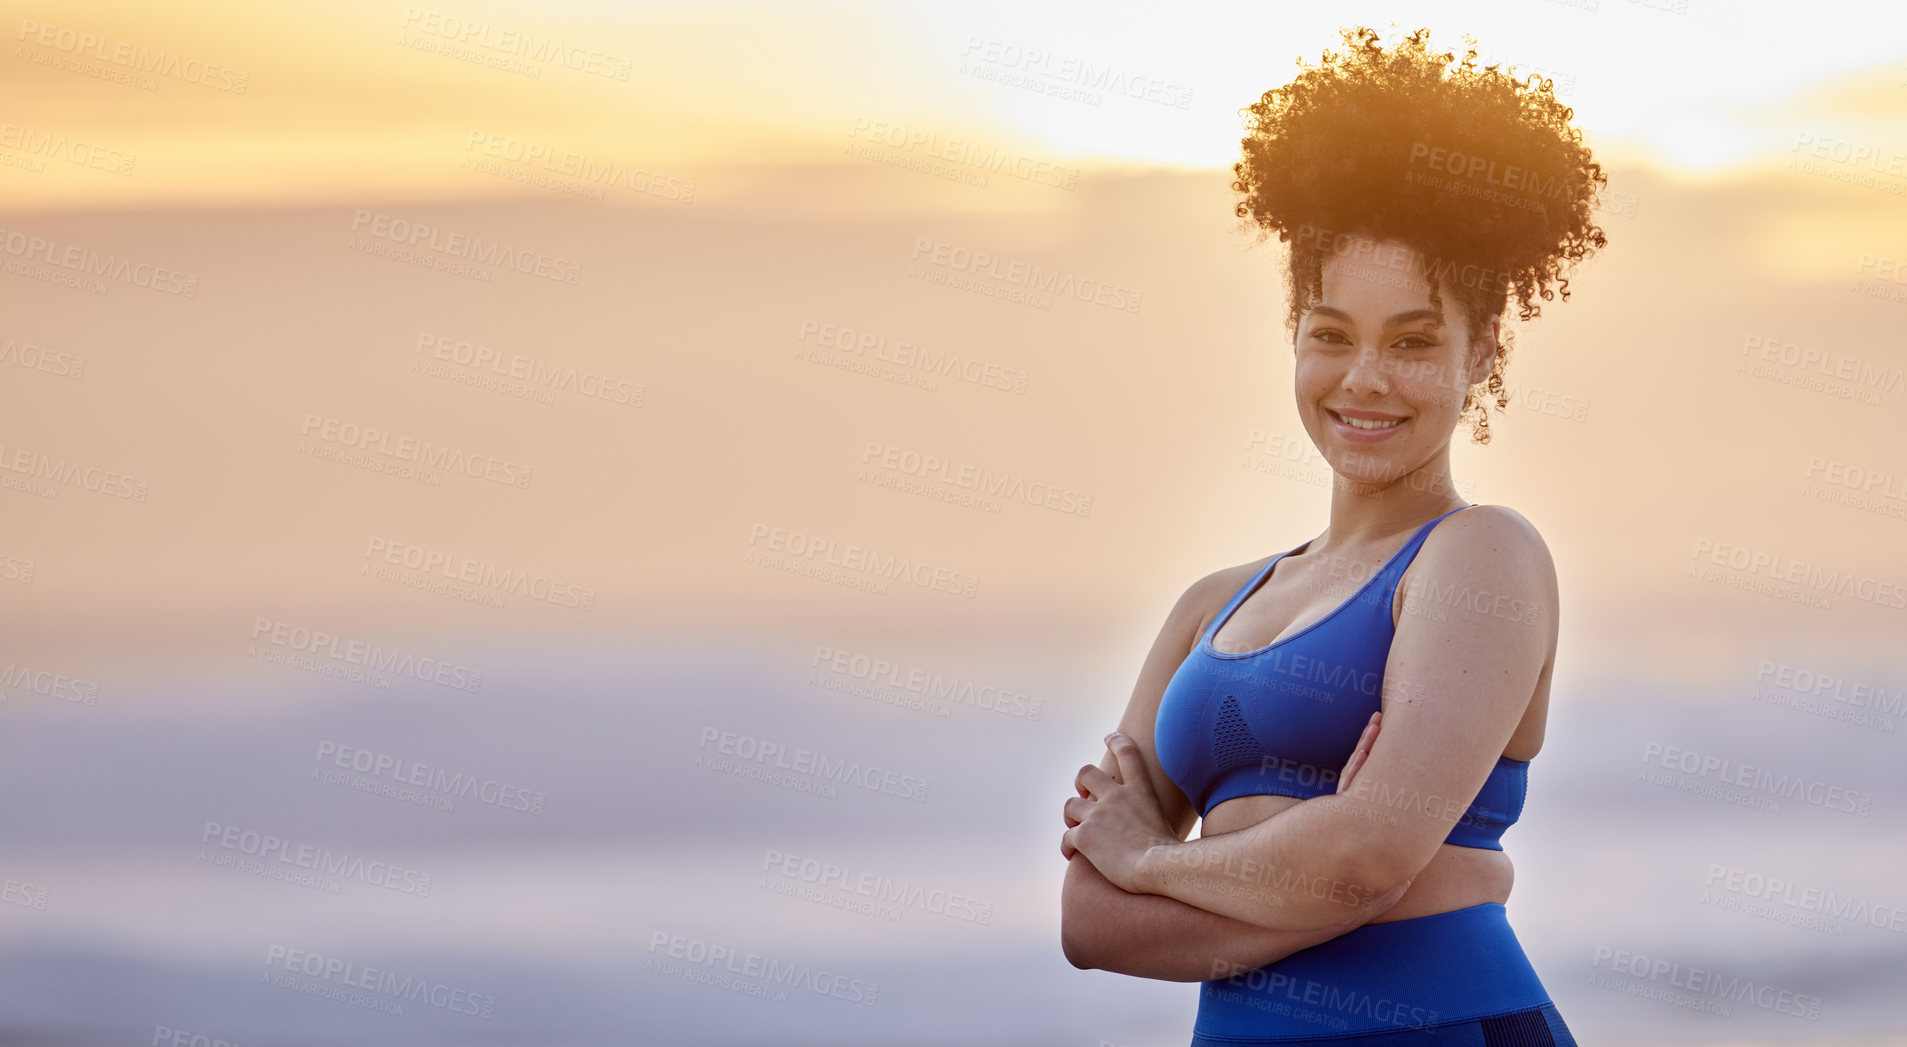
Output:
[1058,27,1605,1045]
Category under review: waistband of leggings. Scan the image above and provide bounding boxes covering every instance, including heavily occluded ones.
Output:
[1192,902,1552,1041]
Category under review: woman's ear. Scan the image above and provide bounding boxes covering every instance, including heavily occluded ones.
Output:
[1470,318,1501,384]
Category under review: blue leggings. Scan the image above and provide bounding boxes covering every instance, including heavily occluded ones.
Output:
[1190,903,1575,1045]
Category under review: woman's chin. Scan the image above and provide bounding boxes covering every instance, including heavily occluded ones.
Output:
[1326,461,1410,486]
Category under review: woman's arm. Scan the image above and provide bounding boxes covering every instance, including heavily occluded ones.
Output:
[1064,716,1402,979]
[1063,848,1401,980]
[1069,508,1557,933]
[1059,563,1269,974]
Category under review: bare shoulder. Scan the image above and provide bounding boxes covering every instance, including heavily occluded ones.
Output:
[1124,554,1269,711]
[1117,554,1266,720]
[1172,555,1275,638]
[1120,552,1276,709]
[1408,504,1558,631]
[1433,504,1554,572]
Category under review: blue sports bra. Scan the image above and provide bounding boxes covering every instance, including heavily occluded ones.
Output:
[1154,504,1528,851]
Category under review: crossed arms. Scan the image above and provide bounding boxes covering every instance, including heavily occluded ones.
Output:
[1058,507,1556,980]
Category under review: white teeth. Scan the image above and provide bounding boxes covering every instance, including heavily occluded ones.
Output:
[1334,412,1401,431]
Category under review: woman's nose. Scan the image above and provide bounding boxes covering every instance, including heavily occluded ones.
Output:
[1341,346,1390,395]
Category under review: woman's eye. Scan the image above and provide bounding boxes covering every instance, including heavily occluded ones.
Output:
[1395,335,1436,349]
[1311,329,1349,344]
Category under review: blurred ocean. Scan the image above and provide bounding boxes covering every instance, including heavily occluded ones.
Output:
[2,634,1903,1046]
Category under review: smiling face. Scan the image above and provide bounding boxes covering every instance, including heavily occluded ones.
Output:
[1293,237,1499,491]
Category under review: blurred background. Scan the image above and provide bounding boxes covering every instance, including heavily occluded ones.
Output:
[2,0,1905,1043]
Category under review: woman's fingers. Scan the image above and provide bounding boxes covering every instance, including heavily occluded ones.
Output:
[1338,748,1367,794]
[1104,733,1147,793]
[1075,762,1115,799]
[1335,711,1383,794]
[1061,792,1093,859]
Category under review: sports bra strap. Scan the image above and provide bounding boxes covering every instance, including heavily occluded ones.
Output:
[1203,556,1284,645]
[1209,504,1475,642]
[1369,503,1475,606]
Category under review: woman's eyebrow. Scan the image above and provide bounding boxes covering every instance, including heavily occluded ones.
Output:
[1308,305,1443,327]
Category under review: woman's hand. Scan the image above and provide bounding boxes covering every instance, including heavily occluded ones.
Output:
[1062,712,1391,898]
[1060,732,1177,893]
[1336,711,1382,795]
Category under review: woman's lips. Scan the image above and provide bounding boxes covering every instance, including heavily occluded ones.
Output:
[1327,408,1406,442]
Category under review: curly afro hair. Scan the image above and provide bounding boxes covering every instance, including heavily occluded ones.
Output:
[1232,26,1608,443]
